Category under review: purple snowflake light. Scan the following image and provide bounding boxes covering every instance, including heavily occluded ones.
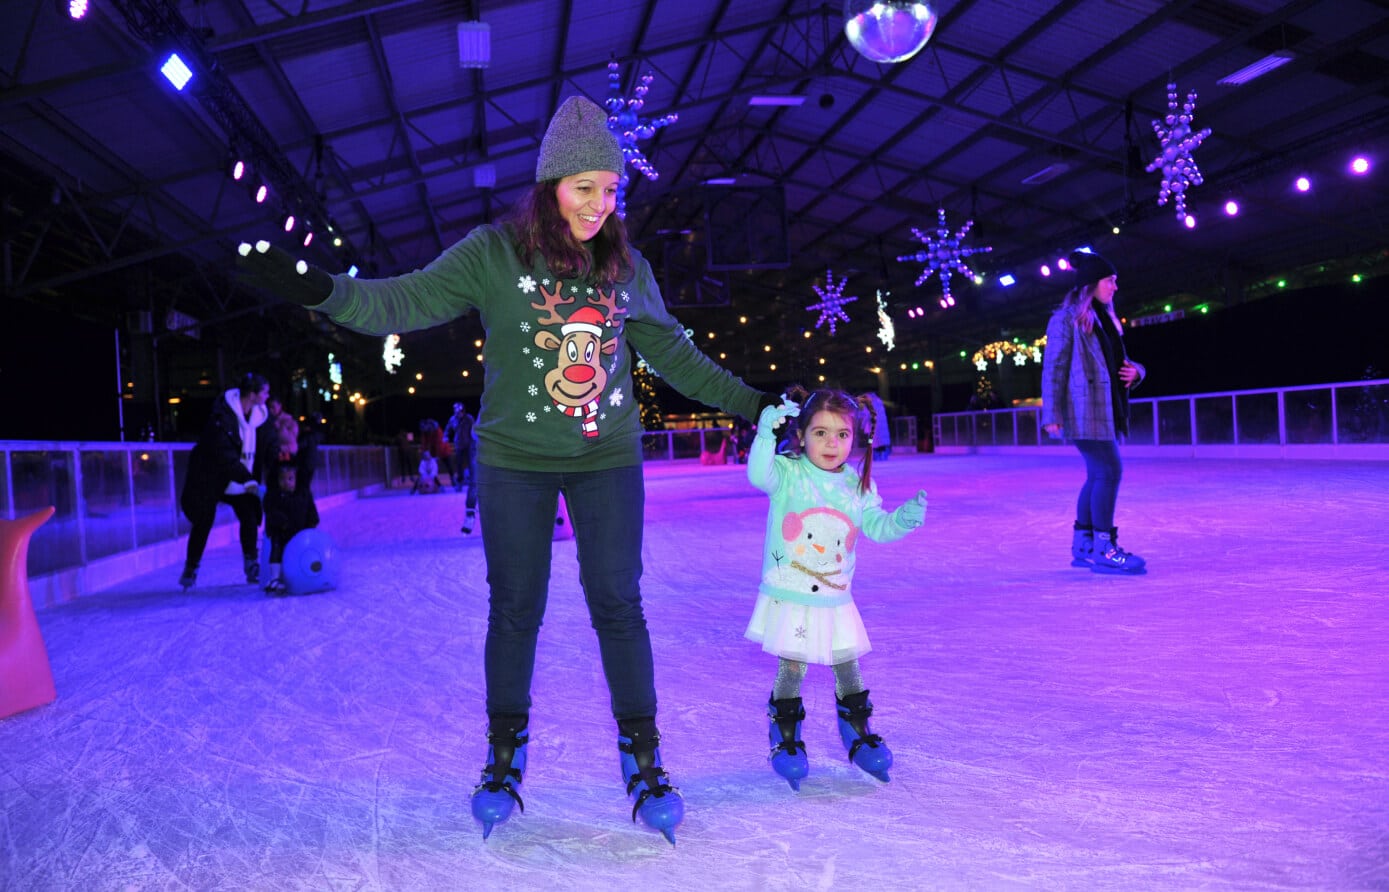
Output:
[806,269,858,336]
[605,61,678,219]
[896,208,992,309]
[1145,82,1212,224]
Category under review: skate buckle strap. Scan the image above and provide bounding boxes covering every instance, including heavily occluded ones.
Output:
[472,776,525,813]
[625,765,678,823]
[846,731,884,763]
[769,740,805,758]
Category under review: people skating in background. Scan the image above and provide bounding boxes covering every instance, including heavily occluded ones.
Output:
[744,387,927,790]
[296,412,324,492]
[236,95,779,843]
[864,392,892,460]
[1041,249,1148,575]
[178,372,270,590]
[731,415,754,465]
[262,462,320,596]
[410,449,441,495]
[444,402,476,492]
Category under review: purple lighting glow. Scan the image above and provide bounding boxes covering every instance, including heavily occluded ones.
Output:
[1295,175,1312,192]
[1224,199,1240,216]
[1350,156,1370,175]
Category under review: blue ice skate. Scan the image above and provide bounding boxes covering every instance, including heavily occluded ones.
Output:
[836,690,892,783]
[768,695,809,790]
[471,716,528,839]
[618,719,684,845]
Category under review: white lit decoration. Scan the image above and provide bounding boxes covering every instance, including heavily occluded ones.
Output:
[972,338,1045,371]
[382,334,404,374]
[875,290,896,351]
[1145,81,1212,224]
[806,269,858,336]
[605,60,678,220]
[328,352,343,386]
[844,0,939,64]
[897,208,992,308]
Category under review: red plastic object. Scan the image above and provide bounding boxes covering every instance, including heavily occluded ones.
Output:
[0,506,57,719]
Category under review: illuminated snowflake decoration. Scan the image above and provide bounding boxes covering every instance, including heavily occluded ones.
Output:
[1145,81,1212,225]
[806,269,858,336]
[875,290,896,351]
[605,60,678,219]
[896,208,992,309]
[382,334,404,374]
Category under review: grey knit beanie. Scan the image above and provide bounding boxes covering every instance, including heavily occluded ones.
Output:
[535,96,625,182]
[1069,250,1117,287]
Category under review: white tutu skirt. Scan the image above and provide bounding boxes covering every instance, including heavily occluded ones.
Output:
[744,593,872,665]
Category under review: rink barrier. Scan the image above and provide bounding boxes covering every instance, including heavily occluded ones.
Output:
[933,378,1389,461]
[0,442,388,607]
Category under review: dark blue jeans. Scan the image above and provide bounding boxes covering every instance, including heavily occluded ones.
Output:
[476,462,655,722]
[1072,439,1123,532]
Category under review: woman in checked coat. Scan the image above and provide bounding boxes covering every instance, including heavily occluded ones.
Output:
[1041,250,1148,575]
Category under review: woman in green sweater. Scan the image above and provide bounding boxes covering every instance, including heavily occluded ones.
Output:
[238,96,775,844]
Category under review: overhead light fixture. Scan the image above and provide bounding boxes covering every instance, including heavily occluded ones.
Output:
[159,52,194,91]
[704,177,737,185]
[998,274,1016,287]
[1020,162,1071,185]
[473,163,496,190]
[1217,50,1294,86]
[748,95,806,107]
[65,0,89,21]
[457,21,491,68]
[1349,155,1371,175]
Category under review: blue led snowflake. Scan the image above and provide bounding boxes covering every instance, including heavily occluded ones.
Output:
[806,269,858,336]
[896,208,992,309]
[605,61,679,219]
[1145,81,1212,225]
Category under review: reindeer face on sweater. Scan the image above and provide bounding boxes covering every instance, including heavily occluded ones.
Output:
[530,280,627,439]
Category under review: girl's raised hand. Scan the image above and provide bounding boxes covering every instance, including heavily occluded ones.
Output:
[896,490,928,528]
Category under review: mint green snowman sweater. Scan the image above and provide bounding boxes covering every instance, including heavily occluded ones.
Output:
[314,224,764,472]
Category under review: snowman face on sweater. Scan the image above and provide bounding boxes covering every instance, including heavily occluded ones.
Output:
[782,507,857,573]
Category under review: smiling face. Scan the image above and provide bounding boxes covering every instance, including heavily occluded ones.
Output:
[800,408,856,472]
[555,170,620,242]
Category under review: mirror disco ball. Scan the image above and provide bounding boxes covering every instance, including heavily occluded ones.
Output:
[844,0,939,64]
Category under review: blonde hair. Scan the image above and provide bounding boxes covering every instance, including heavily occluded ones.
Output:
[785,385,876,494]
[1061,281,1123,335]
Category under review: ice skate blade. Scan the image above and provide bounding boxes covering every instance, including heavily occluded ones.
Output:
[1070,558,1091,567]
[1091,564,1147,575]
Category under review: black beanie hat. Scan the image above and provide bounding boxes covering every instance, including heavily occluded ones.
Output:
[1069,250,1117,287]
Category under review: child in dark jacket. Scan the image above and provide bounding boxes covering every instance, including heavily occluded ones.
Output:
[263,462,320,595]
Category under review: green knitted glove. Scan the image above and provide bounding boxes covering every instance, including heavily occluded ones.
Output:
[235,240,333,307]
[756,394,800,436]
[895,490,927,529]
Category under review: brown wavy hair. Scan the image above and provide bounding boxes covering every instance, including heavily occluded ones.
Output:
[785,385,878,494]
[503,180,635,286]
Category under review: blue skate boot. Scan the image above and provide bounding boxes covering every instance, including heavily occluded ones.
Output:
[617,718,684,845]
[768,695,809,790]
[1091,527,1146,575]
[836,690,892,782]
[471,714,528,839]
[1071,522,1094,567]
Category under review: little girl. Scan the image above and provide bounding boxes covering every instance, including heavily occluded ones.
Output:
[745,387,927,788]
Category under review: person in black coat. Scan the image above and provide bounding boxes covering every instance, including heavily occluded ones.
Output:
[262,462,321,595]
[178,372,271,589]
